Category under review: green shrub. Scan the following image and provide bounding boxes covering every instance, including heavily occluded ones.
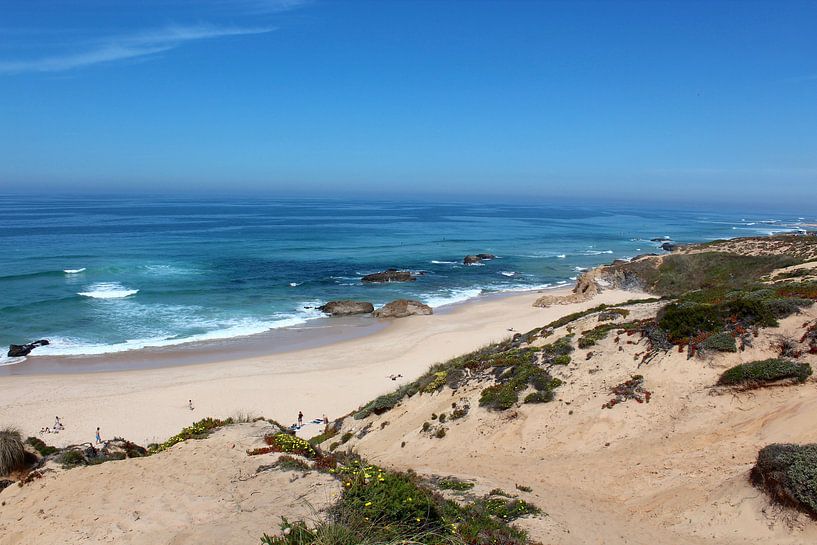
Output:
[0,428,26,476]
[149,417,231,453]
[479,384,520,410]
[438,478,475,491]
[658,302,722,341]
[354,391,402,420]
[59,449,86,469]
[700,332,737,353]
[265,433,317,458]
[274,455,312,472]
[751,443,817,516]
[718,358,812,386]
[552,355,571,365]
[422,422,431,432]
[523,390,554,404]
[340,432,353,444]
[766,297,814,318]
[25,437,58,457]
[334,462,444,540]
[480,497,541,521]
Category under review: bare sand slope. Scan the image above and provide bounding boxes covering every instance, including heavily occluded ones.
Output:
[341,304,817,545]
[0,421,340,545]
[0,288,645,448]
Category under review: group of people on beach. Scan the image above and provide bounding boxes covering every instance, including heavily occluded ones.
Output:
[39,415,64,434]
[38,417,103,445]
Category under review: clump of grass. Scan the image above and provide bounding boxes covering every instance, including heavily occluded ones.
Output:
[274,455,312,472]
[265,433,317,458]
[438,478,475,491]
[354,392,403,420]
[25,437,58,457]
[0,427,26,476]
[717,359,812,387]
[751,443,817,516]
[59,449,86,469]
[480,496,541,521]
[149,417,232,453]
[264,458,538,545]
[700,331,737,353]
[523,390,554,404]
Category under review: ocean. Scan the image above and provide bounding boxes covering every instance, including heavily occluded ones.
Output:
[0,194,809,367]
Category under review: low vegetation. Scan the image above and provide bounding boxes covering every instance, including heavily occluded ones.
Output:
[262,458,540,545]
[0,427,26,477]
[751,443,817,516]
[148,417,233,453]
[717,358,812,387]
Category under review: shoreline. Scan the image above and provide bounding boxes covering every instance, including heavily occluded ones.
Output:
[0,284,571,376]
[0,285,648,447]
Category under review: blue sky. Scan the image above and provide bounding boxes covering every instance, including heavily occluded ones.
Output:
[0,0,815,204]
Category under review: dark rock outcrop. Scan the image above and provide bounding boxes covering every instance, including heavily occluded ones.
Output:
[361,269,416,283]
[650,237,671,242]
[7,339,49,358]
[661,242,679,252]
[373,299,433,318]
[464,253,496,265]
[318,300,375,316]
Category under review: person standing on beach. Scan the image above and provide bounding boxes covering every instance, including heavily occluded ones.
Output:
[188,399,194,411]
[297,411,303,427]
[95,427,101,444]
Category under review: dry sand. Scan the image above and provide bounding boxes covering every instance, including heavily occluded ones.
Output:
[341,302,817,545]
[0,287,644,448]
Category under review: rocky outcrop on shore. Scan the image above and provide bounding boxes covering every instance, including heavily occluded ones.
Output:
[7,339,49,357]
[318,301,375,316]
[373,299,433,318]
[361,269,416,283]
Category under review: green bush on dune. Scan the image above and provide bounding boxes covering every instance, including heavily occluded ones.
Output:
[718,359,812,387]
[752,443,817,516]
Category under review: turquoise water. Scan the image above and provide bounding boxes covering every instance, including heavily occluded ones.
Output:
[0,195,809,364]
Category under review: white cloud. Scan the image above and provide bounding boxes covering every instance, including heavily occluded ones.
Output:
[0,24,274,74]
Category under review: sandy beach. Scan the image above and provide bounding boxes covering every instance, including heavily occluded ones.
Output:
[0,287,644,447]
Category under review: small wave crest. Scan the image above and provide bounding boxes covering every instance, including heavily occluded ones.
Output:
[500,271,517,277]
[423,288,483,308]
[77,282,139,299]
[64,268,86,274]
[430,260,457,264]
[32,303,326,357]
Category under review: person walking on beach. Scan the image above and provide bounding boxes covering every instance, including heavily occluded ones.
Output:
[188,399,194,411]
[95,427,101,444]
[297,411,303,428]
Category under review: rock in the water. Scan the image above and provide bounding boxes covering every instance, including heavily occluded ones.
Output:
[361,269,416,283]
[7,339,49,358]
[464,253,495,265]
[318,300,375,316]
[661,242,679,252]
[373,299,433,318]
[650,237,671,242]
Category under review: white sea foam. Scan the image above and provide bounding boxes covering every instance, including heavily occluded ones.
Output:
[557,254,566,259]
[78,282,139,299]
[422,288,483,308]
[33,304,326,357]
[500,271,517,277]
[430,260,457,264]
[289,282,302,287]
[64,268,86,274]
[0,355,26,367]
[574,266,589,272]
